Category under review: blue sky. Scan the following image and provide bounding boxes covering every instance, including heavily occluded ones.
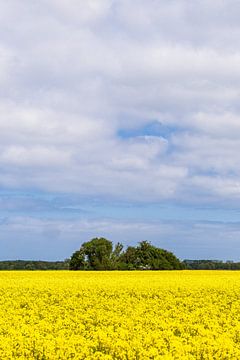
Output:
[1,0,240,260]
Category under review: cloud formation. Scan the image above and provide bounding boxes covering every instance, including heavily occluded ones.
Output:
[1,1,240,204]
[1,1,240,260]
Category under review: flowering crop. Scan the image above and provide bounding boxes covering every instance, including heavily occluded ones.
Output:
[1,271,240,359]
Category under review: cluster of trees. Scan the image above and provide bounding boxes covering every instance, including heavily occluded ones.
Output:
[0,260,69,270]
[3,241,239,271]
[69,237,184,270]
[183,260,240,270]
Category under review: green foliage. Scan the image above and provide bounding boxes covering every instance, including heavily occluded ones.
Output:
[110,242,124,269]
[0,260,69,270]
[183,260,240,270]
[120,241,183,270]
[82,237,113,270]
[70,238,183,271]
[69,249,85,270]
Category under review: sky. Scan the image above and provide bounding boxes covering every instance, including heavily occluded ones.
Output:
[1,0,240,261]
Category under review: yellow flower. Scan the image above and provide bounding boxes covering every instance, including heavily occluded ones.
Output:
[0,270,240,359]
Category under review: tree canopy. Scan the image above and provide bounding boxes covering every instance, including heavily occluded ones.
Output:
[69,238,183,270]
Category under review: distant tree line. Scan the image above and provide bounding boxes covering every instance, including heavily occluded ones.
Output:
[69,237,184,270]
[0,260,69,270]
[183,260,240,270]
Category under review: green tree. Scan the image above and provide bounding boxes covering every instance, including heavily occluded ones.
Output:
[120,246,139,269]
[69,249,86,270]
[110,242,124,269]
[70,238,125,270]
[69,239,183,271]
[121,241,183,270]
[82,237,113,270]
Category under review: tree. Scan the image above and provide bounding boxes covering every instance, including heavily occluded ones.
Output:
[121,241,183,270]
[110,242,124,269]
[69,237,123,270]
[69,249,86,270]
[120,246,139,269]
[82,237,113,270]
[69,238,183,270]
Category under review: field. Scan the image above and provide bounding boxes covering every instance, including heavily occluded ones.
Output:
[1,271,240,359]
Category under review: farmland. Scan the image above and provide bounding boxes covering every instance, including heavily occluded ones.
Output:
[1,271,240,359]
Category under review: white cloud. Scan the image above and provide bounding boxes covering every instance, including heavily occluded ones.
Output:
[190,112,240,138]
[0,1,240,204]
[47,0,113,25]
[0,145,71,167]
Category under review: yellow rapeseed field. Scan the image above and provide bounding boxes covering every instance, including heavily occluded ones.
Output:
[1,271,240,359]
